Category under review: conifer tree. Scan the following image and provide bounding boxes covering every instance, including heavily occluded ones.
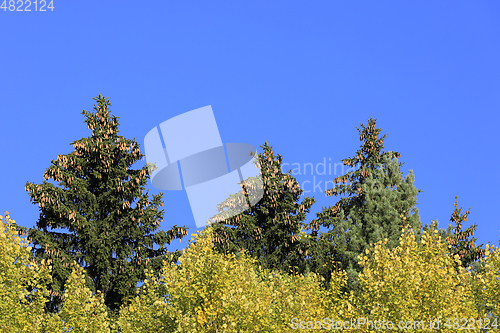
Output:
[17,94,188,315]
[309,118,423,291]
[445,196,486,272]
[210,141,318,276]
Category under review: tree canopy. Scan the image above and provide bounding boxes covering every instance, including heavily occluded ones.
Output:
[16,94,188,315]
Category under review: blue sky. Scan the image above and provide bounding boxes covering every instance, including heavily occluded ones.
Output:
[1,1,499,257]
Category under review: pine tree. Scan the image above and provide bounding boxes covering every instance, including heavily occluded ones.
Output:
[445,196,486,272]
[17,94,188,315]
[210,141,318,276]
[309,117,423,292]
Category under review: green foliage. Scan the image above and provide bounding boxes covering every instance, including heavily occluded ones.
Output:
[16,94,188,314]
[210,141,319,277]
[311,117,423,291]
[445,196,486,271]
[4,100,497,330]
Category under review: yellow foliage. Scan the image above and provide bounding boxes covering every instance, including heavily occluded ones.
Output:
[116,225,353,332]
[470,243,500,323]
[43,262,111,332]
[352,224,493,332]
[0,213,110,332]
[0,212,50,332]
[3,211,498,332]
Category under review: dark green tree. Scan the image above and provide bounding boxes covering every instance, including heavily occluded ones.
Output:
[309,117,423,292]
[436,197,489,315]
[210,141,319,277]
[17,94,188,316]
[445,196,486,272]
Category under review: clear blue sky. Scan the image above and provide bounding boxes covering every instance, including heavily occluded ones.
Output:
[1,1,499,256]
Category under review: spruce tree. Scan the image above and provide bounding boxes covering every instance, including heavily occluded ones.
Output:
[427,197,488,315]
[210,141,318,276]
[309,117,423,291]
[445,196,486,272]
[17,94,188,315]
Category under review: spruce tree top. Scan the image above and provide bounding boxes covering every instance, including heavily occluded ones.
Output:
[446,196,486,270]
[210,141,316,276]
[19,94,188,313]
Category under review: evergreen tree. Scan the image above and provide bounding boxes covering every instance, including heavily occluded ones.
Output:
[210,141,318,276]
[423,197,489,315]
[445,196,486,272]
[309,117,423,292]
[17,94,188,316]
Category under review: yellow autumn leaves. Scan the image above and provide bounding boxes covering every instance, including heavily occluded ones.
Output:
[354,226,483,331]
[116,227,350,332]
[1,211,499,332]
[0,213,111,332]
